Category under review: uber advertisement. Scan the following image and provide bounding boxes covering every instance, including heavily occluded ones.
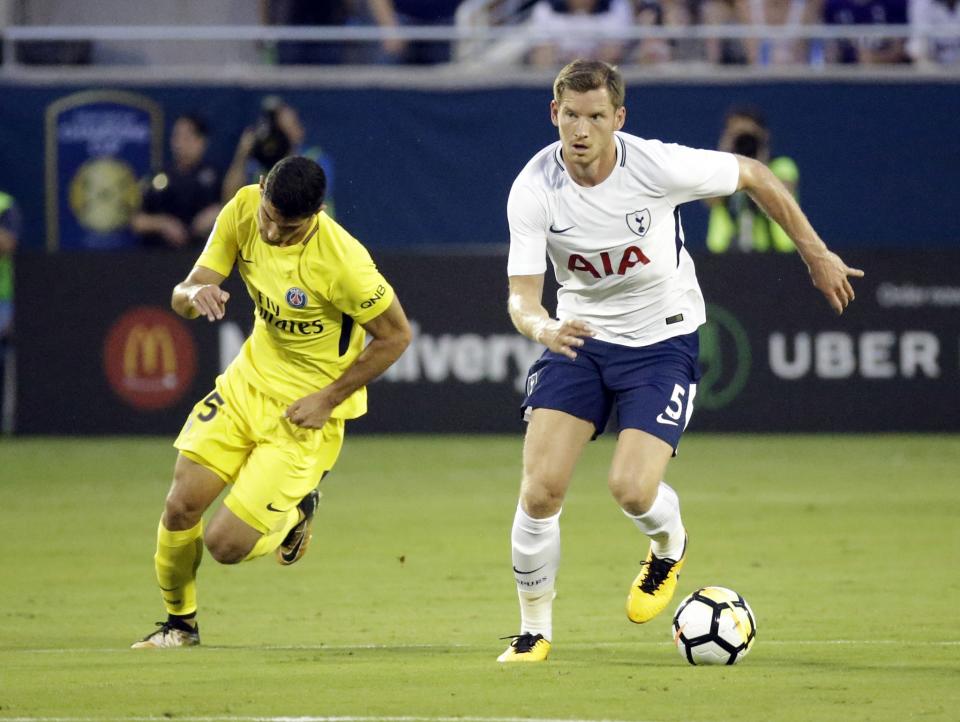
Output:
[693,253,958,432]
[14,251,959,434]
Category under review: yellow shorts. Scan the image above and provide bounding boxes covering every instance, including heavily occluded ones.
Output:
[174,368,345,535]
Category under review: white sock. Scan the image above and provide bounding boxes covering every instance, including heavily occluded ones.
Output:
[517,589,554,641]
[623,482,686,560]
[510,503,560,641]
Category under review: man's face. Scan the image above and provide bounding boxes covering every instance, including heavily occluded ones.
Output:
[170,119,206,170]
[256,186,315,247]
[551,88,625,170]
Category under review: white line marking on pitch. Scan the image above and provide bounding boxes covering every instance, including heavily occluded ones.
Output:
[12,639,960,654]
[0,717,654,722]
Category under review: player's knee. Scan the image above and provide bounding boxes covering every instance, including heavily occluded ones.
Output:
[520,477,565,518]
[608,471,658,515]
[204,533,248,565]
[162,493,204,531]
[164,464,217,530]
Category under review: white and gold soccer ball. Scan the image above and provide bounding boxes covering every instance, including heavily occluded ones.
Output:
[672,586,757,665]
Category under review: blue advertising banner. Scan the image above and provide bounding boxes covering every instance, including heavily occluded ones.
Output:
[45,90,162,250]
[0,81,956,253]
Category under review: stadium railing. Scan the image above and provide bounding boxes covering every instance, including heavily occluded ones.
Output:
[1,22,959,82]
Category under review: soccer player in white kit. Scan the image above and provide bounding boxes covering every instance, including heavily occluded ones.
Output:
[498,60,863,662]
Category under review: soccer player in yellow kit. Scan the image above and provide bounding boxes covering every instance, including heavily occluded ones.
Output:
[133,156,411,648]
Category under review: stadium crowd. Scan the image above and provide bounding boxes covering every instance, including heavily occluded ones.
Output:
[5,0,957,67]
[263,0,959,67]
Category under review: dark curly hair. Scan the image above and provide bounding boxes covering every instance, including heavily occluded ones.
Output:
[263,155,326,219]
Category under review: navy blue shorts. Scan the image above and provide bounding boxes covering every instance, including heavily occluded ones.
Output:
[521,332,701,450]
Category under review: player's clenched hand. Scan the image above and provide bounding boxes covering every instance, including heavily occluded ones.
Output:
[806,251,864,315]
[535,318,595,360]
[189,284,230,322]
[285,392,336,429]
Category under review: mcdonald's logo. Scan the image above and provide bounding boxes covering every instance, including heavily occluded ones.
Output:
[124,324,177,379]
[103,307,197,411]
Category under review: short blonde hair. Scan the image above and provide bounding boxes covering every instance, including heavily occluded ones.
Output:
[553,59,625,110]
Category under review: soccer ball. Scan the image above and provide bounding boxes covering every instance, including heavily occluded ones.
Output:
[672,586,756,665]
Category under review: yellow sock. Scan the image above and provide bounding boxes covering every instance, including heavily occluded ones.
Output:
[154,519,203,617]
[243,508,299,561]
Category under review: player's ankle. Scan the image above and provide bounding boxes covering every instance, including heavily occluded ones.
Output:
[168,613,197,631]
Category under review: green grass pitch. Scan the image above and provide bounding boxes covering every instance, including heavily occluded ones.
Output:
[1,434,958,722]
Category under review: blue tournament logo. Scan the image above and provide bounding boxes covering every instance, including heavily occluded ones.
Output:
[46,89,163,250]
[285,287,308,309]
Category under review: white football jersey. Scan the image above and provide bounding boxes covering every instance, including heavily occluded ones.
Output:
[507,131,739,347]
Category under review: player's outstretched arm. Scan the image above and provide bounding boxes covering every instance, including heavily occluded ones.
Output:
[508,274,594,359]
[736,156,864,315]
[285,297,413,429]
[171,265,230,322]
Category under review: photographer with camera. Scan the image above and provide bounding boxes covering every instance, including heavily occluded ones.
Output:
[222,97,334,213]
[706,107,799,253]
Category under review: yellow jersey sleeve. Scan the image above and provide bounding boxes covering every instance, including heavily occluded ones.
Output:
[196,193,242,276]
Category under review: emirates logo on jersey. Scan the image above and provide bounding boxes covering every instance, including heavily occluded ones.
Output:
[626,209,652,237]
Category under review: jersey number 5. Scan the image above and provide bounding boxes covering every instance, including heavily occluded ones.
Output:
[655,384,686,428]
[662,384,685,422]
[197,391,225,422]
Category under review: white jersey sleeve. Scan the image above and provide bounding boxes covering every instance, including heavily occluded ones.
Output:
[636,140,740,206]
[507,179,549,276]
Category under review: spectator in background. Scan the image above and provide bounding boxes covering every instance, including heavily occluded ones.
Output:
[131,114,222,250]
[222,97,336,216]
[367,0,463,64]
[823,0,910,63]
[628,0,674,64]
[0,189,19,424]
[707,107,798,252]
[909,0,960,64]
[636,0,758,65]
[740,0,822,65]
[527,0,634,67]
[699,0,752,63]
[260,0,358,65]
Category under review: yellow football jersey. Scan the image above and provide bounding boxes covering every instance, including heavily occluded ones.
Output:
[196,185,395,418]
